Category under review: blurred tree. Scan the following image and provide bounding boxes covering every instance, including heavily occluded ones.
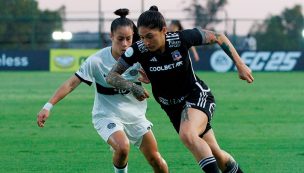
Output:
[252,5,304,50]
[184,0,227,29]
[0,0,64,50]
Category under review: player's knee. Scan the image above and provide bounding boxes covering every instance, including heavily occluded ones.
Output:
[147,152,165,168]
[179,131,196,148]
[114,142,130,158]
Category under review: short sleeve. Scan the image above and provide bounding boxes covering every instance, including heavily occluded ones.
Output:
[180,28,203,48]
[120,41,143,67]
[75,57,94,86]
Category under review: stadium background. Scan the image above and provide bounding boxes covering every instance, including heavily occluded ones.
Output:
[1,0,304,172]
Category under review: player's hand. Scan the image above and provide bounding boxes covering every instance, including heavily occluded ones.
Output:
[138,68,150,84]
[130,83,149,101]
[37,109,50,128]
[236,63,254,83]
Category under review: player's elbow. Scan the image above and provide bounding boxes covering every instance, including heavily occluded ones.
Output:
[216,33,228,44]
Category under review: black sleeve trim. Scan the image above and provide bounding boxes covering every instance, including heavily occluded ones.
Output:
[74,73,92,86]
[119,56,132,68]
[194,27,205,44]
[180,28,203,47]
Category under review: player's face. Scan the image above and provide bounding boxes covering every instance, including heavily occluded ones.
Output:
[139,26,167,53]
[111,26,133,57]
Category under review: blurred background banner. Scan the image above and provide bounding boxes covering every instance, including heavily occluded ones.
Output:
[1,49,302,72]
[192,50,304,72]
[0,50,49,71]
[50,49,97,72]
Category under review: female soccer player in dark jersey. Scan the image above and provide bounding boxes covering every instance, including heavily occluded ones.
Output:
[106,6,254,173]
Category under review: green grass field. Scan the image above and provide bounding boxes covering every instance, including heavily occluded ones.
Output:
[0,71,303,173]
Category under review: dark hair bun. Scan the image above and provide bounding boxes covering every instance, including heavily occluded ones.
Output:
[114,8,129,18]
[149,6,158,11]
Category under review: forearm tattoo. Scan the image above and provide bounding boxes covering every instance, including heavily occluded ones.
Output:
[130,83,145,98]
[107,61,146,99]
[200,29,218,45]
[220,43,235,62]
[199,28,235,62]
[106,61,133,90]
[181,107,190,122]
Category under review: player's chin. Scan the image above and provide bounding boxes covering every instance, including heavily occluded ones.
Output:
[147,47,156,52]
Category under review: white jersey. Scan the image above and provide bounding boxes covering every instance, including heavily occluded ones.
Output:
[75,46,147,124]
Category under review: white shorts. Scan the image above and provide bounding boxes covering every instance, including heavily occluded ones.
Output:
[93,118,153,148]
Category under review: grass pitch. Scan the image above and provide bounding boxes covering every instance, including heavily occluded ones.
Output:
[0,71,303,173]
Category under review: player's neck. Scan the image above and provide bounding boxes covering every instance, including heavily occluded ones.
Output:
[111,47,120,60]
[159,40,166,53]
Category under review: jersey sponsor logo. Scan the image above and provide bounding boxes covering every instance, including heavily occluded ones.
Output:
[158,96,185,105]
[167,33,181,48]
[54,56,76,68]
[0,54,29,67]
[136,40,148,53]
[150,57,157,62]
[171,50,182,61]
[186,101,196,107]
[210,50,302,72]
[124,47,134,57]
[166,32,179,38]
[168,40,181,48]
[149,61,183,72]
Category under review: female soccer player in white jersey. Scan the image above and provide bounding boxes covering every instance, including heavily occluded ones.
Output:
[36,9,168,173]
[106,6,254,173]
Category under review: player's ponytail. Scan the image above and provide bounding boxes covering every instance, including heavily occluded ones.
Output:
[132,23,140,43]
[110,8,139,43]
[137,5,166,31]
[149,6,158,11]
[114,8,129,18]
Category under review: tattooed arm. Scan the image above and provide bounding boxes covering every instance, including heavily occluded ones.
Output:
[197,28,254,83]
[106,58,149,101]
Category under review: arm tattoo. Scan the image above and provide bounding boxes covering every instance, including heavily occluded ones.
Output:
[199,28,235,62]
[106,60,146,98]
[181,107,190,122]
[130,83,146,98]
[106,61,133,90]
[199,29,218,45]
[220,43,235,62]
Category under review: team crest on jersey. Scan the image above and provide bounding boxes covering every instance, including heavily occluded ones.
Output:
[107,123,116,129]
[171,50,182,61]
[129,69,138,76]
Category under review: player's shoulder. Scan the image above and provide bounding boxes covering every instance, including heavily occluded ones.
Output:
[180,28,200,36]
[133,40,148,54]
[89,46,112,62]
[166,31,181,38]
[166,31,182,48]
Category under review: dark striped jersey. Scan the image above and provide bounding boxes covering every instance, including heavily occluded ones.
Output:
[121,28,209,106]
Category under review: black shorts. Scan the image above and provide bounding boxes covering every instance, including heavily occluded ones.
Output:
[161,80,216,137]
